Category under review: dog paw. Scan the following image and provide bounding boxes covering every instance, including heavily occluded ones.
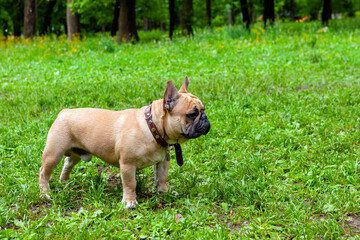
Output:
[157,185,169,193]
[41,193,52,200]
[122,199,138,209]
[59,176,69,183]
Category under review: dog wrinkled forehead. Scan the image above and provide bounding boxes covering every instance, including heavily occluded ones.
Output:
[181,92,205,110]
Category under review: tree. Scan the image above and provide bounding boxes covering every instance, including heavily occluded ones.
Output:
[68,0,113,34]
[321,0,332,26]
[240,0,250,29]
[0,0,23,37]
[111,0,120,36]
[117,0,139,42]
[41,0,56,35]
[206,0,211,26]
[67,0,80,40]
[169,0,175,38]
[24,0,37,38]
[248,0,255,23]
[12,1,23,36]
[14,9,23,36]
[139,0,168,32]
[263,0,274,28]
[294,0,322,20]
[290,0,295,21]
[181,0,193,35]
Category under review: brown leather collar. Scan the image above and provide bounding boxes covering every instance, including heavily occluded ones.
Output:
[144,104,169,148]
[144,104,184,166]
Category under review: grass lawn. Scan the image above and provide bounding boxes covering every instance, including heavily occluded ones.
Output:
[1,19,360,238]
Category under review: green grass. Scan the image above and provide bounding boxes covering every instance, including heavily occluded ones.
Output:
[1,18,360,238]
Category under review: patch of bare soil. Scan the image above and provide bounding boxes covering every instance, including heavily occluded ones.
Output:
[310,213,360,238]
[309,214,328,221]
[107,173,121,187]
[63,205,83,217]
[27,201,52,220]
[342,214,360,236]
[97,166,111,174]
[217,213,248,233]
[295,85,311,91]
[0,223,20,231]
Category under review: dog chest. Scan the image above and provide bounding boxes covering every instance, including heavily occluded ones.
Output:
[135,148,168,169]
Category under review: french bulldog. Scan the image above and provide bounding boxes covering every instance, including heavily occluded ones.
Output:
[39,76,210,209]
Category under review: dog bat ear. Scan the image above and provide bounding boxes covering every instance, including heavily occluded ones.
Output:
[164,80,180,111]
[179,76,189,93]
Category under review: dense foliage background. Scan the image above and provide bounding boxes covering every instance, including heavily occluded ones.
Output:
[0,0,359,38]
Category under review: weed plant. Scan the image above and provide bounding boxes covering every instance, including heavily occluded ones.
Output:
[1,19,360,238]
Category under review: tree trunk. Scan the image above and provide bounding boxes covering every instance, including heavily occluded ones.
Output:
[160,22,165,31]
[227,10,232,25]
[169,0,175,39]
[102,24,105,35]
[181,0,193,35]
[13,1,23,37]
[13,19,22,37]
[310,8,319,20]
[41,0,56,35]
[63,19,68,35]
[345,1,355,17]
[24,0,37,39]
[67,0,80,40]
[290,0,295,21]
[143,18,149,31]
[206,0,211,26]
[321,0,332,26]
[117,0,139,42]
[249,1,255,23]
[263,0,274,28]
[3,21,9,38]
[111,0,120,37]
[240,0,250,29]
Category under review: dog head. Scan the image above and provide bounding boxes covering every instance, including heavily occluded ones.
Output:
[162,76,211,144]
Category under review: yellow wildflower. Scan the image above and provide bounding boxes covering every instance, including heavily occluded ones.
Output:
[251,29,260,35]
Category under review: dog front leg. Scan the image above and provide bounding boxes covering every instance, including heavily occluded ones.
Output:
[120,164,138,209]
[154,158,170,193]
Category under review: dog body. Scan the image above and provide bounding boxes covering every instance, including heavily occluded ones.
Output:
[48,107,166,168]
[39,77,210,208]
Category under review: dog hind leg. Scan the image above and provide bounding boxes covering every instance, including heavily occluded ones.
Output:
[39,126,72,197]
[39,149,64,196]
[60,155,81,182]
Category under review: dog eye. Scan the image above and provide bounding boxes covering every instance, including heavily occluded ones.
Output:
[186,113,198,119]
[186,111,198,119]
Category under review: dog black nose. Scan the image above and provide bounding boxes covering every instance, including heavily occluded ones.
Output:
[203,121,210,135]
[201,114,210,135]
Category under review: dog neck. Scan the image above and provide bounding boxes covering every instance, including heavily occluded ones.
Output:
[146,100,184,166]
[150,99,167,142]
[150,99,188,145]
